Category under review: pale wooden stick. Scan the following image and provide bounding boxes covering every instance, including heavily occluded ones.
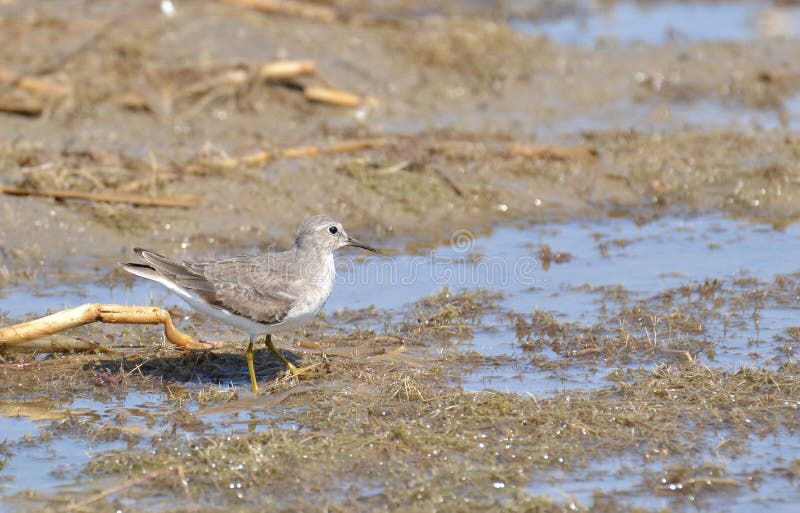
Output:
[281,138,387,157]
[374,160,411,176]
[303,85,361,107]
[0,96,45,116]
[259,60,316,80]
[0,68,71,97]
[0,304,213,350]
[0,186,199,208]
[221,0,338,23]
[221,138,388,167]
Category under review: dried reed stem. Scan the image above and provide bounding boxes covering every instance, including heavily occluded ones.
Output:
[0,304,213,350]
[0,186,199,208]
[219,138,388,167]
[0,67,71,97]
[259,60,316,80]
[303,85,361,107]
[222,0,338,23]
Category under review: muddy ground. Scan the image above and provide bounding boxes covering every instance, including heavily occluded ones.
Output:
[1,0,799,512]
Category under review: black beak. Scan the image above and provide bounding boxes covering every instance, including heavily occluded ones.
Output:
[346,235,376,252]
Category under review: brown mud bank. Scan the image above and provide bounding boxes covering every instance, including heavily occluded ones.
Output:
[3,127,799,288]
[1,1,800,279]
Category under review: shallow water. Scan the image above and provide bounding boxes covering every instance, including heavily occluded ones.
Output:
[511,1,800,46]
[447,215,799,392]
[0,391,165,496]
[5,214,800,391]
[1,213,799,510]
[526,426,800,512]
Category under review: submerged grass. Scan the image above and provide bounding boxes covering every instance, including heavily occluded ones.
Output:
[1,260,799,512]
[397,287,503,346]
[23,360,796,513]
[511,272,800,370]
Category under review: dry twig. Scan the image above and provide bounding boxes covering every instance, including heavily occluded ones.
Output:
[0,95,46,116]
[303,85,361,107]
[216,138,388,168]
[0,67,71,97]
[0,304,214,351]
[221,0,338,23]
[259,60,316,80]
[0,185,199,208]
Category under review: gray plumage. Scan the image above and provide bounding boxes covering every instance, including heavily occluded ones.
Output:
[123,215,375,391]
[127,250,297,324]
[122,215,376,333]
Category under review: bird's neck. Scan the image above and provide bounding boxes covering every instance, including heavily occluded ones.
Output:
[293,247,335,282]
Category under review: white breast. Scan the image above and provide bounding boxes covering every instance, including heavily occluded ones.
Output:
[274,253,335,332]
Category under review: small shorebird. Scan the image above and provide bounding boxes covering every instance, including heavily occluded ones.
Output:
[122,215,375,392]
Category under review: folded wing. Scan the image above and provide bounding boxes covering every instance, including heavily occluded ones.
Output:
[123,248,296,325]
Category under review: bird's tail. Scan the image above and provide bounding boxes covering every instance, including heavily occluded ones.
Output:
[120,262,162,282]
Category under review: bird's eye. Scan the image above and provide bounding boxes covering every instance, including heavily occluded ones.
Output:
[328,226,338,235]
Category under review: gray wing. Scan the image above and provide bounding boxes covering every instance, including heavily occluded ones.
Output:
[188,254,299,325]
[131,248,297,325]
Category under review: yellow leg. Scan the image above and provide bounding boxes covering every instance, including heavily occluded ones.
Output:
[263,334,322,377]
[246,336,259,393]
